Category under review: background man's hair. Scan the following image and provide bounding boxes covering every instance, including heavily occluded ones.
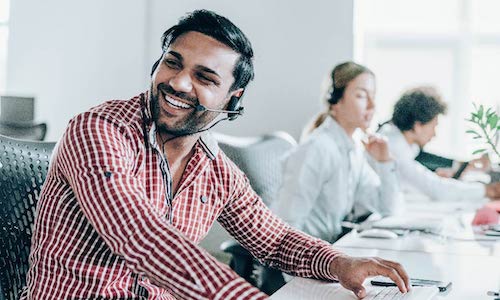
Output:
[392,86,448,132]
[159,9,254,91]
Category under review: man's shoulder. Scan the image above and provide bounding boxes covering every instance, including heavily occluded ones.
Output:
[88,96,142,123]
[69,95,142,129]
[212,147,243,174]
[62,95,144,146]
[379,124,407,149]
[201,146,248,188]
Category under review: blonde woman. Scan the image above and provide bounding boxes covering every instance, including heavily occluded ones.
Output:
[272,62,402,243]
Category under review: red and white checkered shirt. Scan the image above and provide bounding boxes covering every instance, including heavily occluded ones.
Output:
[21,93,341,300]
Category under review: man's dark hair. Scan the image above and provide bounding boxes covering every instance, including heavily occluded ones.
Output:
[157,9,254,91]
[392,86,448,132]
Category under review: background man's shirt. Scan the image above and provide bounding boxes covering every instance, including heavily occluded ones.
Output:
[379,123,486,202]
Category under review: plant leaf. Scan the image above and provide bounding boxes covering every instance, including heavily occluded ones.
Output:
[488,114,498,130]
[472,149,487,155]
[478,105,484,119]
[466,130,480,135]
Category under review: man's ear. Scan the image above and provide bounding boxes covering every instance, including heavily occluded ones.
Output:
[231,88,244,99]
[412,121,423,134]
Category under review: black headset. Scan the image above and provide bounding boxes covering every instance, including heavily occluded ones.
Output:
[327,70,345,105]
[151,55,162,76]
[224,94,243,121]
[150,54,244,121]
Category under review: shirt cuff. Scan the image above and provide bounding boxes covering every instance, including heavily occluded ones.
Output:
[310,244,341,281]
[376,160,397,173]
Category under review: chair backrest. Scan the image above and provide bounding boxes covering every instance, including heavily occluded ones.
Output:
[214,131,297,205]
[0,134,56,300]
[0,123,47,141]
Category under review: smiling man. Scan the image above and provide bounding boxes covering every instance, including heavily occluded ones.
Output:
[21,10,409,300]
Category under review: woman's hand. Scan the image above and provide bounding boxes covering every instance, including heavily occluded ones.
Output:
[363,134,392,162]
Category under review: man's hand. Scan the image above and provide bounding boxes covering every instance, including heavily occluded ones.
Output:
[486,182,500,200]
[435,167,455,178]
[362,134,391,163]
[470,154,491,172]
[329,255,410,299]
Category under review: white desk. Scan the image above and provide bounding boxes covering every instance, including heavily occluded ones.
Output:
[271,199,500,299]
[271,247,500,300]
[335,230,500,257]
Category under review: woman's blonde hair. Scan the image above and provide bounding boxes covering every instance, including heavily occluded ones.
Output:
[301,61,374,140]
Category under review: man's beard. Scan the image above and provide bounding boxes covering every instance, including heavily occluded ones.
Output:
[150,83,220,137]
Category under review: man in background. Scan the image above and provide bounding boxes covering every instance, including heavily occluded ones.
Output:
[379,86,500,202]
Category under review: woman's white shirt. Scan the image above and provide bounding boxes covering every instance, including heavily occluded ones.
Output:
[272,116,402,243]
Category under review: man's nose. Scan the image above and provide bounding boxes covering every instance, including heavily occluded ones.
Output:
[169,70,193,93]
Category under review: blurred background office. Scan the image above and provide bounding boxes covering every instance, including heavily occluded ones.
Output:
[0,0,499,160]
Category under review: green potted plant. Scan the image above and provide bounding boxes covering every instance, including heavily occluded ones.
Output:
[466,104,500,181]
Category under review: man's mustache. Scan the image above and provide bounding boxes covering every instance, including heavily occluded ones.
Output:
[157,83,198,106]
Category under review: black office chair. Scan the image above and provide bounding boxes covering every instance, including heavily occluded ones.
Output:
[0,123,47,141]
[0,134,56,300]
[214,131,297,295]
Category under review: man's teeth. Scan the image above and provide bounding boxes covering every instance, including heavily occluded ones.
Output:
[164,95,191,109]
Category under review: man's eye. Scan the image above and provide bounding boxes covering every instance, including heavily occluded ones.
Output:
[197,73,218,85]
[165,59,181,69]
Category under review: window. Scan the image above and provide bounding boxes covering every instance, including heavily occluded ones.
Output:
[0,0,10,94]
[355,0,500,159]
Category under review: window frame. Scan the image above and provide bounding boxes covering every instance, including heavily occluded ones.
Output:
[355,0,500,158]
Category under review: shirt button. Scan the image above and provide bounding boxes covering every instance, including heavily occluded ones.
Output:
[200,195,207,203]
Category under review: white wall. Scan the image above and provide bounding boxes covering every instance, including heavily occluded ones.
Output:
[6,0,148,140]
[7,0,353,141]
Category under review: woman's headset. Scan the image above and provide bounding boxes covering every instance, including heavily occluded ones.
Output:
[327,71,345,105]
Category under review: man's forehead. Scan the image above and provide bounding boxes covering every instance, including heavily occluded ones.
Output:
[167,31,239,74]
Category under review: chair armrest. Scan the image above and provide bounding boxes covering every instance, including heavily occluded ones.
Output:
[220,240,256,285]
[220,240,252,257]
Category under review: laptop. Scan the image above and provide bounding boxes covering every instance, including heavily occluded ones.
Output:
[270,278,438,300]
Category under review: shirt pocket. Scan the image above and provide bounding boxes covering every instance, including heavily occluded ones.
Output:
[172,177,226,243]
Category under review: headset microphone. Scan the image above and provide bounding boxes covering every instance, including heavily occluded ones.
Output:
[194,95,244,121]
[194,104,244,115]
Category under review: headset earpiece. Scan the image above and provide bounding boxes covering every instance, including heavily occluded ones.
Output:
[327,70,345,105]
[227,95,244,121]
[150,53,164,76]
[327,86,337,105]
[328,82,347,105]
